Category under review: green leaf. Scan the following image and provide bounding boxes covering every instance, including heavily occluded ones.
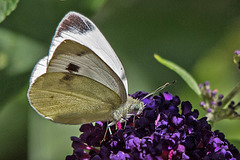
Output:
[0,0,19,23]
[154,54,201,96]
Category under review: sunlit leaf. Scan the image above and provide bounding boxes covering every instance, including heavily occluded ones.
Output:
[154,54,201,96]
[0,0,19,23]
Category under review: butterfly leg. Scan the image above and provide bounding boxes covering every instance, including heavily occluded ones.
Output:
[102,121,112,141]
[125,113,136,127]
[108,120,116,127]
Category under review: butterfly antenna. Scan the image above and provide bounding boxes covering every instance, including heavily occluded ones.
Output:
[141,80,176,100]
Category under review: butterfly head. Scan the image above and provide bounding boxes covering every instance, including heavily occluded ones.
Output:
[128,97,145,116]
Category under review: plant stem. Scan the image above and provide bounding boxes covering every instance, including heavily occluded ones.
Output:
[221,80,240,107]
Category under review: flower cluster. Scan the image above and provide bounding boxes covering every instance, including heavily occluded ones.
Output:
[199,81,224,112]
[66,91,240,160]
[199,81,240,122]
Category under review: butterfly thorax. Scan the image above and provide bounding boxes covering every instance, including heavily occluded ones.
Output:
[111,96,145,125]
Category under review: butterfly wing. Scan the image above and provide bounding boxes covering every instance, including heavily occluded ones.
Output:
[47,39,127,102]
[29,56,48,86]
[27,12,129,124]
[28,72,122,124]
[27,51,123,124]
[48,11,128,98]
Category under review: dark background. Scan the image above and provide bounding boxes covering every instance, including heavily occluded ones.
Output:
[1,0,240,159]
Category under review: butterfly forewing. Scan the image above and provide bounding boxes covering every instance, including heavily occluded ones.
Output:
[28,72,122,124]
[47,39,127,102]
[48,12,128,94]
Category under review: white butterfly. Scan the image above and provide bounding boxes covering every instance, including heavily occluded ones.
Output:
[27,11,144,125]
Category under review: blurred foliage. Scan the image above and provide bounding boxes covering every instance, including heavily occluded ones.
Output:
[0,0,240,159]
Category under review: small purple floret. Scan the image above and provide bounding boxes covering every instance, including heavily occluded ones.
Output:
[199,83,203,89]
[218,94,224,99]
[163,91,173,101]
[200,101,205,107]
[207,108,212,113]
[204,81,210,86]
[234,50,240,55]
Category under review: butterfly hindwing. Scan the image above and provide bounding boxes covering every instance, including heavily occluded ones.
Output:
[28,72,122,124]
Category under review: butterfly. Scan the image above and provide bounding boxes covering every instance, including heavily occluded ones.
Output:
[27,11,145,125]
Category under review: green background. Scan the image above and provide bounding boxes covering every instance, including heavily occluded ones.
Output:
[1,0,240,159]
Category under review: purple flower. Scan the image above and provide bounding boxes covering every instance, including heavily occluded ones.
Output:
[163,91,173,101]
[66,91,240,160]
[109,151,130,160]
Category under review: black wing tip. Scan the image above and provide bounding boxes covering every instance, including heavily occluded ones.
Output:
[56,11,95,37]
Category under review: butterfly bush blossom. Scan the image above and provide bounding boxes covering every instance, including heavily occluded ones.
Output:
[66,91,240,160]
